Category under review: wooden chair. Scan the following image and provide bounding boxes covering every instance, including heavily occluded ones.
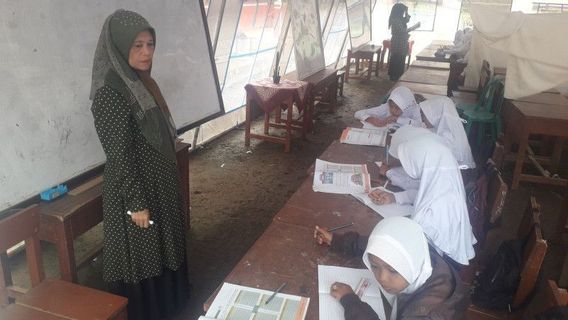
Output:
[491,141,506,170]
[466,196,548,319]
[522,280,568,318]
[0,205,128,319]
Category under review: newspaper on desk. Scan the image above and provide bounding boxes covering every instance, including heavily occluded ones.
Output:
[318,265,386,320]
[360,120,401,131]
[203,282,309,320]
[313,159,371,194]
[351,187,413,218]
[339,127,387,147]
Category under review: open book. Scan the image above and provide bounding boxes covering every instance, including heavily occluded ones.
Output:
[318,265,384,320]
[313,159,371,194]
[351,187,413,218]
[340,127,387,147]
[204,282,309,320]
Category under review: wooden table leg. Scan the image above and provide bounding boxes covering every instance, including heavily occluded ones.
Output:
[550,137,565,172]
[375,49,381,77]
[345,50,351,83]
[330,75,338,113]
[512,129,530,190]
[245,98,252,148]
[55,222,77,282]
[285,105,292,153]
[264,110,270,135]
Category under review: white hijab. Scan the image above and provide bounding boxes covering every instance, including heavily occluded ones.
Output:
[362,217,433,320]
[396,135,477,265]
[389,126,438,159]
[389,86,418,112]
[419,97,476,169]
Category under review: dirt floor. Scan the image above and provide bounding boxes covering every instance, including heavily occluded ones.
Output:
[7,68,568,319]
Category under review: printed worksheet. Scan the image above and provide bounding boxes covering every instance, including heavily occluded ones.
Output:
[313,159,371,194]
[318,265,385,320]
[339,127,387,147]
[350,187,413,218]
[205,283,309,320]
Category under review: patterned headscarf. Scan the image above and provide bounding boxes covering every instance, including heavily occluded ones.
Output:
[90,10,176,161]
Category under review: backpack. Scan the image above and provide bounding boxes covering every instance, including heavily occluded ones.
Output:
[471,239,524,311]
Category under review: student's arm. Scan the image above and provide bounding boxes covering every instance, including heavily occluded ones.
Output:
[92,87,148,215]
[386,167,420,190]
[354,104,389,122]
[340,294,380,320]
[330,232,369,257]
[394,189,418,205]
[396,106,423,127]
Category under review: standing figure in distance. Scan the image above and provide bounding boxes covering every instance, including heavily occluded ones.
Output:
[388,3,420,81]
[90,9,188,320]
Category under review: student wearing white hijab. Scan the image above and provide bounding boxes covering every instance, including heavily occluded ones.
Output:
[314,217,470,319]
[370,134,477,266]
[420,97,476,169]
[355,86,422,128]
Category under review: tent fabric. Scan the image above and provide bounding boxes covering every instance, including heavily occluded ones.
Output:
[465,4,568,98]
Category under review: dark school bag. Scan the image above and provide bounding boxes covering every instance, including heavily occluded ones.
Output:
[471,238,524,311]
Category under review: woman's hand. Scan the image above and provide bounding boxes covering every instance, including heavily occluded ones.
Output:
[131,209,151,228]
[385,115,398,124]
[330,282,354,300]
[314,226,333,246]
[369,190,395,205]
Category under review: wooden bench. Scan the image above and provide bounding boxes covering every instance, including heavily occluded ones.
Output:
[37,142,190,282]
[0,205,128,319]
[523,280,567,318]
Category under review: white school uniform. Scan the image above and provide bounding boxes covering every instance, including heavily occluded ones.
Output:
[355,86,422,127]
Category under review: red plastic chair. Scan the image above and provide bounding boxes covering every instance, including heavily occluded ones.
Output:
[380,39,414,69]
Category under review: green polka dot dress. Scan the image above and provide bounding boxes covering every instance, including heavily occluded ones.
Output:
[92,85,186,284]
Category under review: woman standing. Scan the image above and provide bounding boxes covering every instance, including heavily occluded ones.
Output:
[90,10,188,319]
[388,3,419,81]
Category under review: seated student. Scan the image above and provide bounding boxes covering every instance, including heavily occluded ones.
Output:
[371,134,477,266]
[419,96,476,170]
[314,217,470,319]
[355,86,422,128]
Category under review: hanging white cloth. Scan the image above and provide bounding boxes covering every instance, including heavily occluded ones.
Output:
[419,97,476,169]
[395,134,477,265]
[362,216,433,320]
[355,86,422,127]
[465,3,568,98]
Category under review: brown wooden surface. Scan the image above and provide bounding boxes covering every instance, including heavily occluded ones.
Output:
[37,143,190,282]
[0,303,69,320]
[399,67,449,86]
[17,278,127,320]
[415,42,452,63]
[410,59,450,70]
[503,100,568,189]
[514,92,568,106]
[523,280,568,318]
[204,221,366,320]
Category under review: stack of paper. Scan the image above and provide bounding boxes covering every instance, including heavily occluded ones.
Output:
[312,159,371,194]
[340,127,387,146]
[318,265,384,320]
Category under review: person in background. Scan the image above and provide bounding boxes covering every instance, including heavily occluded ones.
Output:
[369,134,477,267]
[388,3,420,81]
[354,86,422,128]
[90,10,188,319]
[445,28,473,96]
[314,217,470,319]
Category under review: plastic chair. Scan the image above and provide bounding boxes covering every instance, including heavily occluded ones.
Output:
[463,77,505,146]
[380,39,414,69]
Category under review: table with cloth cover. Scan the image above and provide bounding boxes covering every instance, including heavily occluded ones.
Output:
[245,78,310,152]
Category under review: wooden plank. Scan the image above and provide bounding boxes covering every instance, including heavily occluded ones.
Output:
[0,205,40,252]
[0,304,68,320]
[67,176,103,196]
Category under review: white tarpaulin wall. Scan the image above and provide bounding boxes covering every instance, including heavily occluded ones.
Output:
[465,3,568,98]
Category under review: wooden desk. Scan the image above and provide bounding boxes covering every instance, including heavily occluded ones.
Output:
[411,60,450,70]
[204,220,368,320]
[514,92,568,106]
[399,67,449,86]
[244,79,310,153]
[0,303,69,319]
[503,100,568,189]
[415,41,452,63]
[38,142,191,282]
[345,44,382,82]
[285,68,339,115]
